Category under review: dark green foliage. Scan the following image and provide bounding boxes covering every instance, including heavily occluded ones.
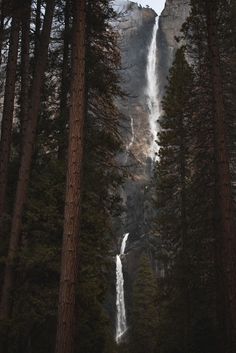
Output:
[155,46,219,353]
[130,254,158,353]
[75,2,124,353]
[155,1,236,352]
[0,1,124,352]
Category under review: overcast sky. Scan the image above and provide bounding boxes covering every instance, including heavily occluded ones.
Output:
[137,0,166,14]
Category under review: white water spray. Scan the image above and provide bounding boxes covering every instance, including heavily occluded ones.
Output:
[128,114,134,150]
[146,17,160,159]
[116,233,129,344]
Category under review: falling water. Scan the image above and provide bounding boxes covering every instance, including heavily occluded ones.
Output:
[128,114,135,150]
[146,17,160,159]
[116,233,129,344]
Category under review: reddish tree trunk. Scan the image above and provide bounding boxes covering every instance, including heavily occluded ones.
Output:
[0,14,20,222]
[0,2,4,66]
[34,0,41,56]
[206,1,236,352]
[55,0,86,352]
[58,0,71,160]
[19,0,31,143]
[0,0,55,320]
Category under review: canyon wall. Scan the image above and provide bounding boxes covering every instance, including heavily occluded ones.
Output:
[114,0,190,251]
[158,0,191,96]
[110,0,190,335]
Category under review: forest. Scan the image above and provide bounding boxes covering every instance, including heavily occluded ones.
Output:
[0,0,235,353]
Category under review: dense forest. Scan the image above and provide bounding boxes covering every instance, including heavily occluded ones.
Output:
[0,0,235,353]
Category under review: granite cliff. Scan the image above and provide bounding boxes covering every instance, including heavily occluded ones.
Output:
[109,0,190,336]
[113,0,190,250]
[158,0,191,95]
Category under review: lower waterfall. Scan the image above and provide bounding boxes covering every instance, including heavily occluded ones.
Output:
[115,233,129,344]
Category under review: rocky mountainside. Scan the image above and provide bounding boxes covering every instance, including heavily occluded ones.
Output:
[109,0,190,334]
[113,0,190,250]
[158,0,190,95]
[115,2,156,164]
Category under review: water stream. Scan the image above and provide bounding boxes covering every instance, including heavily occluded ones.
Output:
[115,17,160,344]
[146,17,160,160]
[115,233,129,344]
[128,113,135,151]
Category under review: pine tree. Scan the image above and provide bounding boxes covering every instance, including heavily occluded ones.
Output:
[155,47,195,353]
[57,0,71,160]
[19,0,31,144]
[155,42,220,353]
[130,254,158,353]
[0,0,55,322]
[55,0,86,352]
[205,2,236,350]
[0,1,124,352]
[155,2,236,352]
[0,7,20,223]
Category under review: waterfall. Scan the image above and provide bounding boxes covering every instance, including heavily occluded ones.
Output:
[120,233,129,255]
[128,114,134,150]
[116,233,129,344]
[146,17,160,159]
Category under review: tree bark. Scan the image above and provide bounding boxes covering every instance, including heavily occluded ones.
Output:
[206,1,236,352]
[180,110,190,353]
[0,1,4,66]
[34,0,41,56]
[58,0,71,160]
[19,0,31,144]
[0,0,55,321]
[0,14,20,223]
[55,0,86,352]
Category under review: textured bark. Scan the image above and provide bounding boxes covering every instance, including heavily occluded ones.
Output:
[19,0,31,144]
[0,2,4,66]
[0,14,20,222]
[34,0,41,56]
[58,0,71,160]
[206,1,236,352]
[0,0,55,320]
[55,0,86,352]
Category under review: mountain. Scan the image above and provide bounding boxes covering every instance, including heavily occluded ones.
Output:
[114,0,190,248]
[114,2,157,245]
[110,0,190,338]
[158,0,191,95]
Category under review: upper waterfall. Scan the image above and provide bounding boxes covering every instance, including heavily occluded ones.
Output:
[146,17,160,160]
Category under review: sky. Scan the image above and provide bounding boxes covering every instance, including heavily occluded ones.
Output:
[137,0,166,15]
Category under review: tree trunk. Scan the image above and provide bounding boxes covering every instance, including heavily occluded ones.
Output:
[0,0,55,321]
[180,114,190,353]
[34,0,41,56]
[0,14,20,223]
[58,0,71,160]
[0,2,4,66]
[19,0,31,144]
[206,1,236,352]
[55,0,86,352]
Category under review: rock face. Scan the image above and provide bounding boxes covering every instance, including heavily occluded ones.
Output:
[113,1,157,246]
[113,0,190,249]
[116,2,156,162]
[157,0,190,95]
